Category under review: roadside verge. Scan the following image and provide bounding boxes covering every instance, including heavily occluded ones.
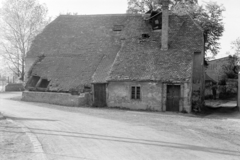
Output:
[0,112,47,160]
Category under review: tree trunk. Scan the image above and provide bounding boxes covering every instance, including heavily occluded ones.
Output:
[21,58,25,82]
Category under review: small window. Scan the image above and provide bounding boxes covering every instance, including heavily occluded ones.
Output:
[131,86,141,100]
[142,34,150,39]
[113,25,124,31]
[38,79,50,88]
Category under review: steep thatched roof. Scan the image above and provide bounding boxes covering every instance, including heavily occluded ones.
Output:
[28,14,131,91]
[30,54,103,91]
[108,14,203,82]
[27,13,203,91]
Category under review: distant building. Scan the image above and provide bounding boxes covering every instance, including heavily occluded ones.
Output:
[206,56,231,82]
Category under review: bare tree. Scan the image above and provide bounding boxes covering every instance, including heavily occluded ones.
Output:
[0,0,50,81]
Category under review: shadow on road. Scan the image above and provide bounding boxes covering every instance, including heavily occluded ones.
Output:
[199,106,240,119]
[0,126,239,157]
[3,116,57,121]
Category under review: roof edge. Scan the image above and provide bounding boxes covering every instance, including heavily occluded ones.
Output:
[58,13,143,18]
[186,13,204,32]
[208,56,230,62]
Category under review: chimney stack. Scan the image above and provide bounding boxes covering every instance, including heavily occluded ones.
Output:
[161,0,169,50]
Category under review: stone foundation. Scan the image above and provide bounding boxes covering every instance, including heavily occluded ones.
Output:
[22,91,89,107]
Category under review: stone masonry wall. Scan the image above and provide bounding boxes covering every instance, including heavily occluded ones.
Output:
[22,91,88,107]
[108,81,162,111]
[107,81,191,112]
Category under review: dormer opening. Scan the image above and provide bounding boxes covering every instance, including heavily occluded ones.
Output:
[142,34,150,39]
[149,11,162,30]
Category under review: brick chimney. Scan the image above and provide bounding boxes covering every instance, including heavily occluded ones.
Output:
[161,0,169,50]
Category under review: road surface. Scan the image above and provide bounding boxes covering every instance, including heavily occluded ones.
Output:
[0,92,240,160]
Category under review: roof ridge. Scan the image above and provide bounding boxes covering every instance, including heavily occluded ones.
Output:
[58,14,142,17]
[91,54,106,82]
[107,42,125,81]
[185,13,203,32]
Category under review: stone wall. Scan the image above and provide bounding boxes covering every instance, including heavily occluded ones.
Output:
[107,81,191,112]
[22,91,89,107]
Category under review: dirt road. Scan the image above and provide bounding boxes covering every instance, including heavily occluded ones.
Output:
[0,92,240,160]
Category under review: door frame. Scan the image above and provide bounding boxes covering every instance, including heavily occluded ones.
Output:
[166,84,181,112]
[92,83,107,107]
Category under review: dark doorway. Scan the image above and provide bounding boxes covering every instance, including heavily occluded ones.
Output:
[93,84,107,107]
[166,85,181,112]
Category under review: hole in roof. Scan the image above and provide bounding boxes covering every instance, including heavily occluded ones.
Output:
[142,34,150,39]
[38,79,50,88]
[113,25,124,31]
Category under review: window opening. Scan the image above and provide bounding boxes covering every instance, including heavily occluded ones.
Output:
[149,11,162,30]
[28,76,40,87]
[38,79,50,88]
[131,86,141,100]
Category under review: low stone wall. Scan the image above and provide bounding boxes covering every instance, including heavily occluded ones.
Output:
[22,91,89,107]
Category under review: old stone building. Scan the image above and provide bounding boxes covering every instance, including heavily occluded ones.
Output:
[24,1,205,113]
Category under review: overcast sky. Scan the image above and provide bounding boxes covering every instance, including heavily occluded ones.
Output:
[1,0,240,59]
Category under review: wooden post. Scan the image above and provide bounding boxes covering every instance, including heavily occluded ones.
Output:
[238,73,240,111]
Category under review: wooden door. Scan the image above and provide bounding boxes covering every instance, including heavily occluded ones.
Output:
[94,84,107,107]
[166,85,180,112]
